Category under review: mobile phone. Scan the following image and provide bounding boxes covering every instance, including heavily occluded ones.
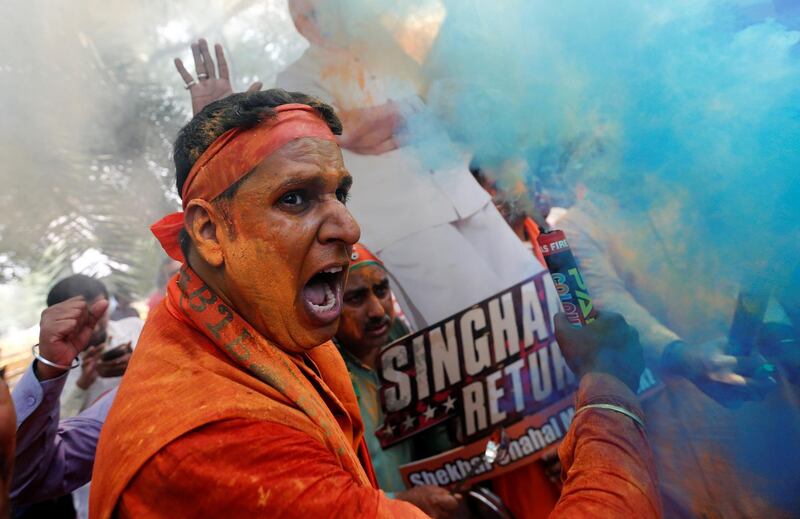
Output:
[100,342,132,362]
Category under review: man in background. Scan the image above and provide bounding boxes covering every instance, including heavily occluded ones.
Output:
[12,280,108,518]
[15,275,140,519]
[53,275,141,420]
[109,289,140,321]
[334,242,458,517]
[469,154,550,262]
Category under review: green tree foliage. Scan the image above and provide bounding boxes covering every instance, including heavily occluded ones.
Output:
[0,0,306,330]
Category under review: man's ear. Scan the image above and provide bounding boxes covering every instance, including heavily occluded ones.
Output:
[184,199,226,267]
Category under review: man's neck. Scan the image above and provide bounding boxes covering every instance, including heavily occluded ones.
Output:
[343,343,380,371]
[185,251,303,355]
[362,346,381,371]
[186,251,237,314]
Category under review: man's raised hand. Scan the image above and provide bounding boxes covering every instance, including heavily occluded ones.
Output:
[663,337,777,406]
[36,296,109,381]
[174,38,263,116]
[554,310,645,393]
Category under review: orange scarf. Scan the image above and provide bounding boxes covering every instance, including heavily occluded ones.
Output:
[90,267,376,518]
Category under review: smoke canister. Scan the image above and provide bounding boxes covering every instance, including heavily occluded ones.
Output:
[537,229,597,326]
[727,281,771,356]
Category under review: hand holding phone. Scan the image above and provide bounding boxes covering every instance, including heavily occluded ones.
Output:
[97,342,132,378]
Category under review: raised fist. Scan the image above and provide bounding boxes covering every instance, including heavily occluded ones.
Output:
[36,296,109,381]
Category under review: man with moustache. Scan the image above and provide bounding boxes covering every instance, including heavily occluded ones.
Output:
[86,89,660,518]
[334,243,414,494]
[90,90,427,518]
[334,243,457,516]
[52,276,141,420]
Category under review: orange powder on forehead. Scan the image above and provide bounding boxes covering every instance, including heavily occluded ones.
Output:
[151,104,337,262]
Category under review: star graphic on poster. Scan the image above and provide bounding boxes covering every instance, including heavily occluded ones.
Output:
[383,422,395,437]
[402,414,416,431]
[443,395,456,413]
[422,405,436,421]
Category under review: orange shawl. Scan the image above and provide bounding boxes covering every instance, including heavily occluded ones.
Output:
[90,267,378,517]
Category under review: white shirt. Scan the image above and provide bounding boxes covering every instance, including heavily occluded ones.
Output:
[276,45,491,251]
[60,316,144,418]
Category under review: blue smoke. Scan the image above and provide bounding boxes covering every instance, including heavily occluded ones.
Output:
[317,0,800,512]
[324,0,800,283]
[417,0,800,284]
[420,1,800,511]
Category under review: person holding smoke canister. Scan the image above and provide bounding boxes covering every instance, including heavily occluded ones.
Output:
[176,37,652,518]
[555,191,800,517]
[76,78,661,517]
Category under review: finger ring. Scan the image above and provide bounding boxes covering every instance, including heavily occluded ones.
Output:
[184,80,197,89]
[198,73,209,80]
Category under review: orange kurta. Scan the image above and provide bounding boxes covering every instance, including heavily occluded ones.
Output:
[552,373,662,518]
[493,374,661,519]
[90,267,660,518]
[89,267,424,518]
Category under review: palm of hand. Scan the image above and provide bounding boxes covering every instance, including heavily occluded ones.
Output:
[175,39,263,116]
[676,338,737,382]
[190,78,233,115]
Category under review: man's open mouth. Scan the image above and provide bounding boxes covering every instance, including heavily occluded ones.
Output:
[301,264,345,325]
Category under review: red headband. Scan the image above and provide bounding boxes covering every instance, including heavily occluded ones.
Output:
[151,103,337,262]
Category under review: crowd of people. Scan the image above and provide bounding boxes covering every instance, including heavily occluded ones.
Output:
[3,1,799,518]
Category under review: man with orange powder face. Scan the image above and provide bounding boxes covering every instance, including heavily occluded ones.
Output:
[87,89,661,518]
